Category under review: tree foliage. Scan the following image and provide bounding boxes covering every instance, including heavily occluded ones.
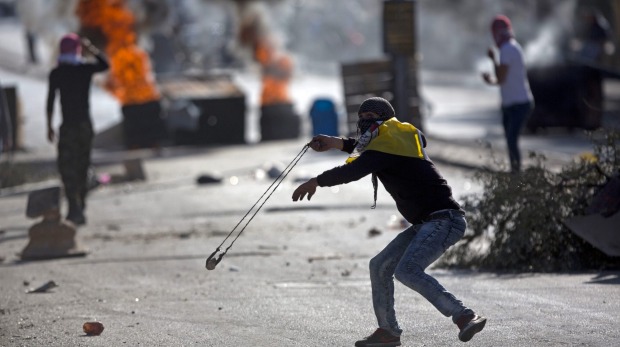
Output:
[439,130,620,272]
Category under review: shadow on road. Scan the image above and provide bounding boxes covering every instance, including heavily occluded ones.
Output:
[0,251,274,268]
[585,272,620,285]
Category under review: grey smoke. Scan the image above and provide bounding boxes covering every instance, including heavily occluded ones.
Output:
[13,0,602,73]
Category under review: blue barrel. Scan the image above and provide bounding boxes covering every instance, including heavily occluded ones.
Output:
[309,98,339,136]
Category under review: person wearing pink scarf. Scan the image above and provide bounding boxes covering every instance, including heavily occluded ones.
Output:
[46,33,109,225]
[482,15,534,173]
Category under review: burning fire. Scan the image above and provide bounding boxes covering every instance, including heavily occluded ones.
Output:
[76,0,159,106]
[238,9,292,106]
[255,38,292,106]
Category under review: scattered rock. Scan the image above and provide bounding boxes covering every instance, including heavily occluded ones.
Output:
[26,280,58,294]
[264,161,285,179]
[368,227,382,238]
[123,159,147,182]
[196,173,223,185]
[26,187,61,219]
[83,321,104,336]
[257,244,279,251]
[106,224,121,231]
[178,231,193,239]
[308,255,342,263]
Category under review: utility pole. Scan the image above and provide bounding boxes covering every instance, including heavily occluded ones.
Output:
[383,0,422,130]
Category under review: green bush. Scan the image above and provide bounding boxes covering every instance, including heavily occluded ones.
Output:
[439,130,620,272]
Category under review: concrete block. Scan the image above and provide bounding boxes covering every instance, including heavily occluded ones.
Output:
[123,159,146,181]
[25,186,61,219]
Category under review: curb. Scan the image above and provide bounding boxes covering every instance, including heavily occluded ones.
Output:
[425,135,577,173]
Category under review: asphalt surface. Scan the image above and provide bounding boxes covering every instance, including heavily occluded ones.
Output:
[1,136,619,347]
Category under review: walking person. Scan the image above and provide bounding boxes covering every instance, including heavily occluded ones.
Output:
[482,14,534,173]
[46,33,109,225]
[292,97,486,345]
[0,81,12,158]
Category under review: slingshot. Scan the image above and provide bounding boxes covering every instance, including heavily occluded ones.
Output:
[206,144,310,270]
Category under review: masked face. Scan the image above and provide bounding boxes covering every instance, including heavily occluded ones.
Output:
[357,118,378,135]
[357,112,378,135]
[357,112,390,136]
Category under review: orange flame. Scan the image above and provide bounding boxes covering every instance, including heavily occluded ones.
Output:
[76,0,159,105]
[255,38,292,106]
[238,12,292,106]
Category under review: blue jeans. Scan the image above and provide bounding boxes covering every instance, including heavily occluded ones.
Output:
[502,102,532,172]
[369,210,473,336]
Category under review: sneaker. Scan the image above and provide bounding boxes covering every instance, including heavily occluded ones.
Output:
[456,314,487,342]
[355,328,401,347]
[66,211,86,226]
[66,201,86,226]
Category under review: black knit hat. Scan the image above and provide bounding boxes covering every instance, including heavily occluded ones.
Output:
[358,97,395,119]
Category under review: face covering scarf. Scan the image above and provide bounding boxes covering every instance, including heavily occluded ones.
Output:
[348,119,384,209]
[348,119,385,164]
[57,54,83,65]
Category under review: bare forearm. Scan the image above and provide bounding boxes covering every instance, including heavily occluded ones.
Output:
[46,111,53,128]
[82,38,109,71]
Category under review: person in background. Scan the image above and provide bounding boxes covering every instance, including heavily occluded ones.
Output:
[482,14,534,173]
[0,81,12,157]
[46,33,109,225]
[292,97,487,346]
[576,8,612,62]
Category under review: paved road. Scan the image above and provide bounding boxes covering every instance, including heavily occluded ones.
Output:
[1,139,619,347]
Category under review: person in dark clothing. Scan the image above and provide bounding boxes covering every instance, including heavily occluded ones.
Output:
[577,8,612,62]
[46,33,109,225]
[292,97,486,346]
[0,80,12,156]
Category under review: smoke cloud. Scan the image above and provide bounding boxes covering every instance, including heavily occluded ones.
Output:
[13,0,602,74]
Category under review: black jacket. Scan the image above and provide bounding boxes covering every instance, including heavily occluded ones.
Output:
[46,53,109,125]
[316,137,462,224]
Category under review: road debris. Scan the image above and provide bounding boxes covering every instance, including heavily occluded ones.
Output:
[83,321,104,336]
[308,254,342,263]
[196,173,223,185]
[26,280,58,294]
[367,227,382,238]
